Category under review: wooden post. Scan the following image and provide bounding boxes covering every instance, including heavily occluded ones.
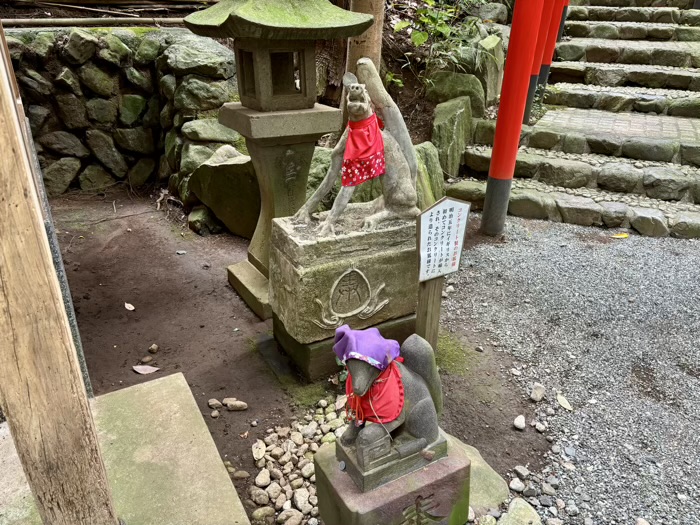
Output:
[0,33,120,525]
[415,277,444,353]
[415,198,471,352]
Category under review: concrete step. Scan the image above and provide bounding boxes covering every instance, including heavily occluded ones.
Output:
[545,82,700,114]
[567,6,699,25]
[447,176,700,238]
[550,61,700,91]
[463,144,700,204]
[569,0,694,8]
[471,109,700,166]
[565,21,700,40]
[556,38,700,68]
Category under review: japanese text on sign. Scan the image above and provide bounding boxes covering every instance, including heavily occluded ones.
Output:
[418,197,470,282]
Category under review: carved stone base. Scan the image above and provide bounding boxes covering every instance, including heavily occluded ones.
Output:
[269,203,418,345]
[227,260,272,320]
[315,434,471,525]
[273,313,416,381]
[336,431,448,492]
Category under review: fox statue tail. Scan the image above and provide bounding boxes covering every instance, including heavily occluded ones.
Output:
[400,334,444,416]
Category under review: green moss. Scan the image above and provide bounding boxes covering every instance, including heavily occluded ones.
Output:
[280,378,330,408]
[436,333,472,376]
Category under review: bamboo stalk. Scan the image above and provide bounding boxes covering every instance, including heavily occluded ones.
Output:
[35,1,140,17]
[0,17,185,27]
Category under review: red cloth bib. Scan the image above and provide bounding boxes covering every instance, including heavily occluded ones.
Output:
[346,359,404,425]
[341,113,386,187]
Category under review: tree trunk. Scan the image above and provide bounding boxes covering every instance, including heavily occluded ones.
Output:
[346,0,385,74]
[0,31,119,525]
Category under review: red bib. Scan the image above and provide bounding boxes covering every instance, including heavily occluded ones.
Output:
[346,359,404,425]
[341,113,386,187]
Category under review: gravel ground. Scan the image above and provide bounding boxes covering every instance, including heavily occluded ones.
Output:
[443,215,700,525]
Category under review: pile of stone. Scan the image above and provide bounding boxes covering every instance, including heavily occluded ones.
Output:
[240,395,348,525]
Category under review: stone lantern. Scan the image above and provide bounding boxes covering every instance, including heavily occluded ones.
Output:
[185,0,373,319]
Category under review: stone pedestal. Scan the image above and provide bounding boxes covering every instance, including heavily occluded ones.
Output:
[269,204,419,377]
[221,102,341,319]
[315,434,471,525]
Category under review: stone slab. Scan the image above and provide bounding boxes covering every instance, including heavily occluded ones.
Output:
[0,373,250,525]
[273,313,416,381]
[219,102,342,141]
[269,204,418,345]
[228,259,272,320]
[315,434,471,525]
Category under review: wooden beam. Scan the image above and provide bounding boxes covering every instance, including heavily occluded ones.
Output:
[0,28,119,525]
[415,277,444,353]
[1,17,186,27]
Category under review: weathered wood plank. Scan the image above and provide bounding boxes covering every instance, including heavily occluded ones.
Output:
[0,28,119,525]
[415,277,444,353]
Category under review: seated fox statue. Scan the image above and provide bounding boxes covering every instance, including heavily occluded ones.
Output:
[332,325,447,491]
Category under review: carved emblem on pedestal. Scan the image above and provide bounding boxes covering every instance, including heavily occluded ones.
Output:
[312,266,388,329]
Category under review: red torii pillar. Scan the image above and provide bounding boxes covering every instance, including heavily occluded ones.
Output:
[538,0,570,92]
[523,0,556,124]
[480,0,553,236]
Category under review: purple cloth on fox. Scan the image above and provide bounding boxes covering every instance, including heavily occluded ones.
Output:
[333,324,401,371]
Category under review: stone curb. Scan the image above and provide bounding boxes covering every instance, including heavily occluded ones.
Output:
[471,118,700,168]
[556,38,700,69]
[550,62,700,91]
[565,21,700,41]
[567,6,687,24]
[446,179,700,239]
[570,0,693,8]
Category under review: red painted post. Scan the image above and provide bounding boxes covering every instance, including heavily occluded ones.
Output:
[480,0,547,237]
[523,0,556,124]
[538,0,569,92]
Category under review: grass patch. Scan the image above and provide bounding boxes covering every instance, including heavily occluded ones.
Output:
[436,332,472,376]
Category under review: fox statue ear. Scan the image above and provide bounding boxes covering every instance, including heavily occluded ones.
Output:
[343,72,359,88]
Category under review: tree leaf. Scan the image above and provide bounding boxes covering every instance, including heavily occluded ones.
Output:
[394,20,411,32]
[133,365,159,375]
[557,394,573,411]
[124,302,135,311]
[411,31,429,47]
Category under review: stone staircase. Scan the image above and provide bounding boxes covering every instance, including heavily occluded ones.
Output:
[449,0,700,238]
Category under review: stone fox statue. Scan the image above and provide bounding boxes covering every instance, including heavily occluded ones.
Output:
[293,58,420,236]
[333,326,444,469]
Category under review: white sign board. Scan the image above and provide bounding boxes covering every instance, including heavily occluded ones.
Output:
[418,197,470,283]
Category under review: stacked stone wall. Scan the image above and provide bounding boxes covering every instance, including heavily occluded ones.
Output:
[6,27,240,197]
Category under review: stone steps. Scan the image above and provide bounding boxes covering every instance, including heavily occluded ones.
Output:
[569,0,694,8]
[544,82,700,114]
[472,109,700,166]
[565,21,700,41]
[567,6,698,25]
[556,37,700,67]
[549,61,700,91]
[446,177,700,238]
[462,144,700,204]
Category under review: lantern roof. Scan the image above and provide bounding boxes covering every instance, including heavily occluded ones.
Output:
[184,0,375,41]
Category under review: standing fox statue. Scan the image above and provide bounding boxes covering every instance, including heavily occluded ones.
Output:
[293,58,420,236]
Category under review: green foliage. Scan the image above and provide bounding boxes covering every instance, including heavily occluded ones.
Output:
[390,0,489,85]
[385,71,405,88]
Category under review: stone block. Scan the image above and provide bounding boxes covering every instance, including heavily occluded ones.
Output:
[597,163,643,193]
[164,40,236,79]
[667,98,700,118]
[55,68,82,96]
[681,144,700,167]
[125,67,153,93]
[42,157,81,197]
[643,166,689,201]
[426,72,485,117]
[538,158,591,188]
[182,119,242,143]
[114,127,155,155]
[630,207,669,237]
[463,149,491,173]
[62,29,98,65]
[622,139,678,163]
[528,130,561,150]
[27,105,50,136]
[269,205,418,345]
[554,194,603,226]
[79,164,116,191]
[119,94,148,126]
[97,34,132,66]
[18,70,53,100]
[315,434,470,525]
[477,35,505,105]
[189,146,260,239]
[498,498,542,525]
[590,24,620,40]
[127,158,157,187]
[38,131,89,158]
[174,75,236,111]
[587,44,622,63]
[600,201,629,228]
[86,130,128,178]
[515,153,541,178]
[447,180,486,210]
[479,2,508,23]
[587,135,622,156]
[671,212,700,239]
[86,97,118,125]
[135,36,161,65]
[596,94,635,112]
[78,63,119,97]
[432,97,472,179]
[55,94,88,130]
[188,205,223,236]
[415,141,445,201]
[508,190,550,220]
[557,42,586,62]
[561,133,589,154]
[228,260,271,320]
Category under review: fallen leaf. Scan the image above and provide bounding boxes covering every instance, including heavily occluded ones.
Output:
[124,302,135,311]
[611,233,629,239]
[252,439,266,461]
[557,394,573,411]
[239,431,249,439]
[335,395,348,412]
[132,365,160,375]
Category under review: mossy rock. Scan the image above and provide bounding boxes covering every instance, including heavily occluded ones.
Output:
[125,67,154,93]
[127,158,157,187]
[432,97,472,179]
[79,164,117,191]
[55,68,83,96]
[62,29,98,65]
[97,34,133,66]
[173,75,237,111]
[56,93,89,130]
[86,97,118,125]
[114,127,155,155]
[78,63,119,97]
[426,72,485,118]
[43,157,82,197]
[119,94,148,126]
[85,130,128,178]
[135,36,161,65]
